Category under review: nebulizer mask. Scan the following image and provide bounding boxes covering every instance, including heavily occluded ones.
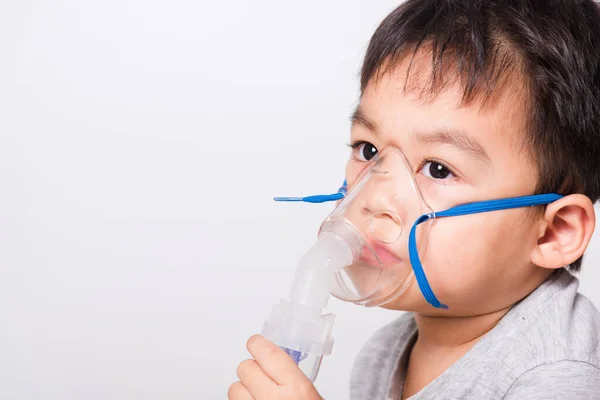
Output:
[261,145,561,382]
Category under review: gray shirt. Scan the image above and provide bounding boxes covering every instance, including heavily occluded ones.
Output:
[350,269,600,399]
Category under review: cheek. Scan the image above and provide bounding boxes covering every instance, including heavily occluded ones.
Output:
[345,160,372,188]
[345,162,358,183]
[422,212,534,305]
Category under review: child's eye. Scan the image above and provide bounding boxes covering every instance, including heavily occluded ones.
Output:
[420,161,455,180]
[351,141,379,161]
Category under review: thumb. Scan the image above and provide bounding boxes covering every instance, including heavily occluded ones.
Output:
[246,335,311,386]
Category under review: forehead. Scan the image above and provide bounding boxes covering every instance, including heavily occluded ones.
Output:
[358,55,531,159]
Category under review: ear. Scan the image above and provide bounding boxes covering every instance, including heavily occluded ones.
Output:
[531,194,596,269]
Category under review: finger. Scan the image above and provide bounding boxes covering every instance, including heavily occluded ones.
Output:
[246,334,310,385]
[237,358,277,398]
[227,381,254,400]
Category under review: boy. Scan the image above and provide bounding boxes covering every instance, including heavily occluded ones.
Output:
[228,0,600,398]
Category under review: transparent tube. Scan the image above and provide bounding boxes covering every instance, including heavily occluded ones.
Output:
[261,227,362,381]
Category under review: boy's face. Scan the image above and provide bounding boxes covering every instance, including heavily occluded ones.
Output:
[347,56,550,316]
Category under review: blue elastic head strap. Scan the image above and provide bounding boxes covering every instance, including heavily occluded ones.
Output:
[274,180,347,203]
[275,182,563,309]
[409,193,563,309]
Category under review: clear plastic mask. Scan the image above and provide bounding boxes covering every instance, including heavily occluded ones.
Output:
[318,146,433,307]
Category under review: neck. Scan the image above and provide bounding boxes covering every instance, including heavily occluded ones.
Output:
[401,309,510,400]
[414,307,510,349]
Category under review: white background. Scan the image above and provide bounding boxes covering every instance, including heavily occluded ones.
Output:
[1,1,598,399]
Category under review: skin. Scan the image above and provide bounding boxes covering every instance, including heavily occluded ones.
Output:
[229,53,596,400]
[228,335,322,400]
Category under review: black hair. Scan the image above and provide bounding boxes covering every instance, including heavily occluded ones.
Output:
[361,0,600,272]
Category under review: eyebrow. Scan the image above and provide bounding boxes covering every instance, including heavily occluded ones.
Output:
[351,107,379,133]
[351,106,491,165]
[416,129,491,165]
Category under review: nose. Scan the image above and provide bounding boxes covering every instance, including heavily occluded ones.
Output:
[369,210,404,244]
[358,147,421,244]
[359,178,404,244]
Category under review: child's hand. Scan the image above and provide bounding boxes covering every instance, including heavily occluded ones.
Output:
[228,335,323,400]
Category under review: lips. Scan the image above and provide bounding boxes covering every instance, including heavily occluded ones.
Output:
[359,242,401,267]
